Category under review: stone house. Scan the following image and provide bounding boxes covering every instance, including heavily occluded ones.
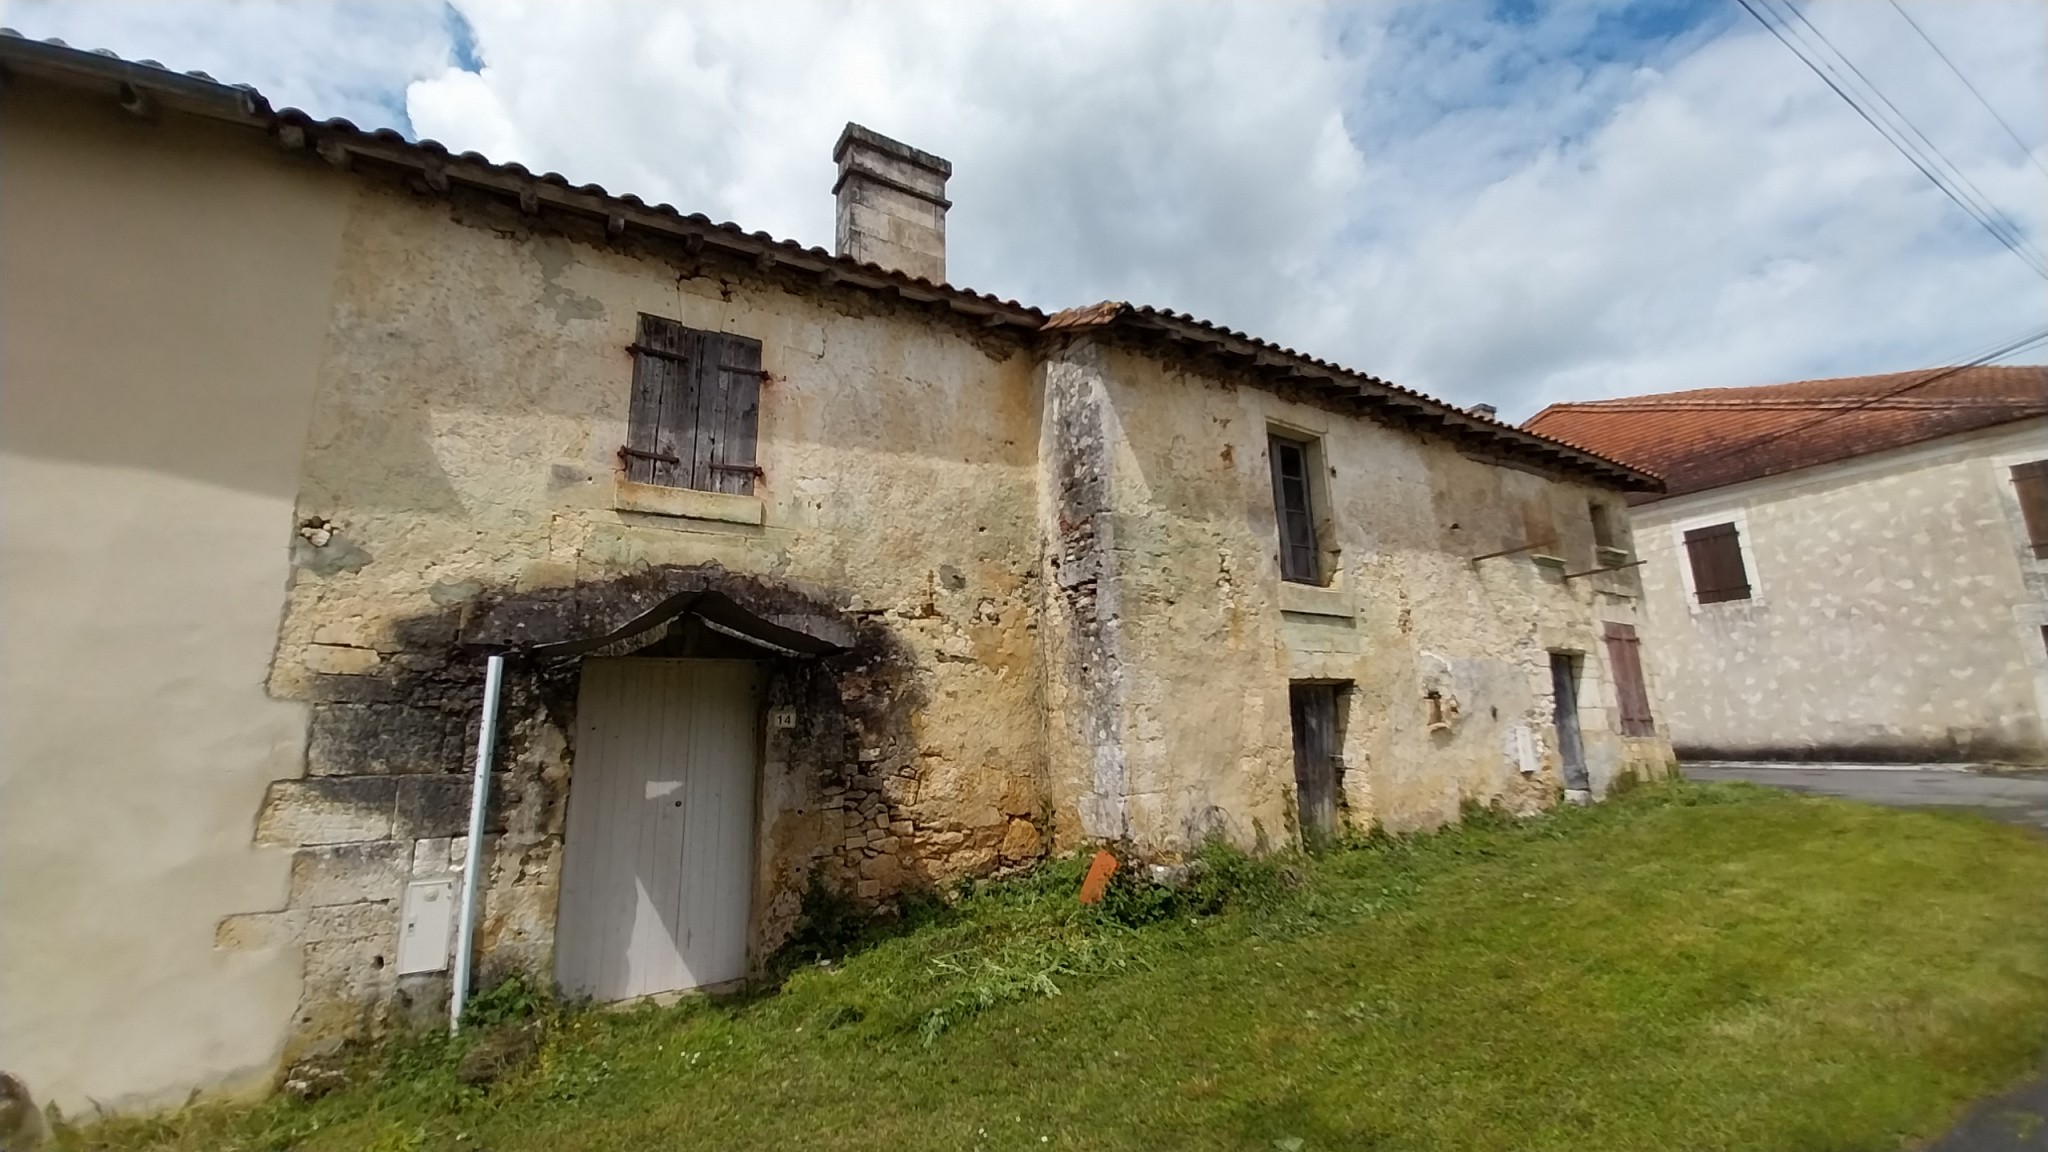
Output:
[0,34,1672,1114]
[1528,365,2048,764]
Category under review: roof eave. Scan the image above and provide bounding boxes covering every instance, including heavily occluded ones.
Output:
[1055,304,1662,493]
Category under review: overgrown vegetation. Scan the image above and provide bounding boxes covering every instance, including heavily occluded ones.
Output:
[63,779,2048,1152]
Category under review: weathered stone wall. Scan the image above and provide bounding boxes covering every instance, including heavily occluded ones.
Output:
[76,116,1677,1071]
[239,176,1051,1056]
[1042,338,1672,851]
[1634,418,2048,764]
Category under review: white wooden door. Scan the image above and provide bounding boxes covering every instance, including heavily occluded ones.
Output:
[554,658,761,1001]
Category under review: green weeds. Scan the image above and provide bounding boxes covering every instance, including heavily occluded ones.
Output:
[61,778,2048,1152]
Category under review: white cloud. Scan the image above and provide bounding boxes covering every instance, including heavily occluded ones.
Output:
[1,0,453,130]
[6,0,2043,418]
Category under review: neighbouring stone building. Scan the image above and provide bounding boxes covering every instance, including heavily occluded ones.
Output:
[1528,365,2048,765]
[1,34,1672,1114]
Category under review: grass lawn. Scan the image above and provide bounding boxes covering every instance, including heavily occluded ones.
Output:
[73,779,2048,1152]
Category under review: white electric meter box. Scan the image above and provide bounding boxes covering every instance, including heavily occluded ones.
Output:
[397,878,456,975]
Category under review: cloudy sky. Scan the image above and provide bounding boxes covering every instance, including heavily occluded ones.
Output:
[7,0,2043,417]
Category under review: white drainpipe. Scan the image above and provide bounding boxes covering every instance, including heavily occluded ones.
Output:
[449,653,505,1033]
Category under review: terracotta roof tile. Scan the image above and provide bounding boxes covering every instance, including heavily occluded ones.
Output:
[1524,365,2048,499]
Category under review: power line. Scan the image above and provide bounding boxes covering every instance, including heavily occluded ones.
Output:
[1768,0,2044,264]
[1882,0,2048,179]
[1746,0,2048,277]
[1735,0,2048,279]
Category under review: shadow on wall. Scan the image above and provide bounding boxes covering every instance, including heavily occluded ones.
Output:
[247,562,1044,1056]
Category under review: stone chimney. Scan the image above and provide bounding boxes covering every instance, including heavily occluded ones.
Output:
[1469,403,1499,420]
[833,122,951,283]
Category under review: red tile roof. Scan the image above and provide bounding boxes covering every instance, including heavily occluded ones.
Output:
[1524,364,2048,500]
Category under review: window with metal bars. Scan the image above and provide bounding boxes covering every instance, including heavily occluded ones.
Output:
[1682,521,1751,604]
[1269,434,1321,584]
[621,314,764,494]
[2012,460,2048,559]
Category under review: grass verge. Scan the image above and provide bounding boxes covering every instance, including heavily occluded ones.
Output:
[65,779,2048,1152]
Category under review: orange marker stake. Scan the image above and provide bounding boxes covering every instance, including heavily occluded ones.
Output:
[1077,849,1119,904]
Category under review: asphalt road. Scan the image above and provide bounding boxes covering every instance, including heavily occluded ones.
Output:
[1679,762,2048,833]
[1680,761,2048,1150]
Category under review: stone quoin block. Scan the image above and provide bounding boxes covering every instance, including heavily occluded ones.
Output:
[215,910,304,952]
[255,778,398,846]
[307,703,466,776]
[289,841,412,907]
[394,774,480,840]
[302,643,383,676]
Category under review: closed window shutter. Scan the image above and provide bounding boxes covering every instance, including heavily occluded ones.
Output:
[625,316,763,494]
[1602,622,1655,736]
[2012,460,2048,558]
[694,333,764,495]
[625,315,693,487]
[1683,522,1751,603]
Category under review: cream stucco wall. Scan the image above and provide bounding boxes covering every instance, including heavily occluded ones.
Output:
[1,86,349,1110]
[1634,417,2048,763]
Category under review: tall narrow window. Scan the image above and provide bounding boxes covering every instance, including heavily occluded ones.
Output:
[2011,460,2048,558]
[1683,522,1751,604]
[1269,434,1321,584]
[1590,501,1621,552]
[1602,622,1656,736]
[1521,499,1557,552]
[623,314,764,494]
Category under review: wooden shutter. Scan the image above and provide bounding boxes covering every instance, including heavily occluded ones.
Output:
[2012,460,2048,558]
[1269,436,1320,584]
[1683,522,1751,603]
[1289,683,1338,844]
[1602,622,1655,736]
[625,315,692,487]
[692,333,763,496]
[624,315,763,494]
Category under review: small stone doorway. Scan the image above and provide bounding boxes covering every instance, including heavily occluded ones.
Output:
[1549,653,1590,795]
[553,658,763,1001]
[1289,683,1341,845]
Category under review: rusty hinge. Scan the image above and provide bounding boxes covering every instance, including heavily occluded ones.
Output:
[707,462,765,477]
[617,445,680,465]
[625,343,771,380]
[626,342,689,364]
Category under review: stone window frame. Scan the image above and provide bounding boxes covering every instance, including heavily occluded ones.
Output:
[1991,443,2048,573]
[1263,415,1342,589]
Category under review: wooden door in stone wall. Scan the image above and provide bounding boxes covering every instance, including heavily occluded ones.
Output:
[554,659,761,1001]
